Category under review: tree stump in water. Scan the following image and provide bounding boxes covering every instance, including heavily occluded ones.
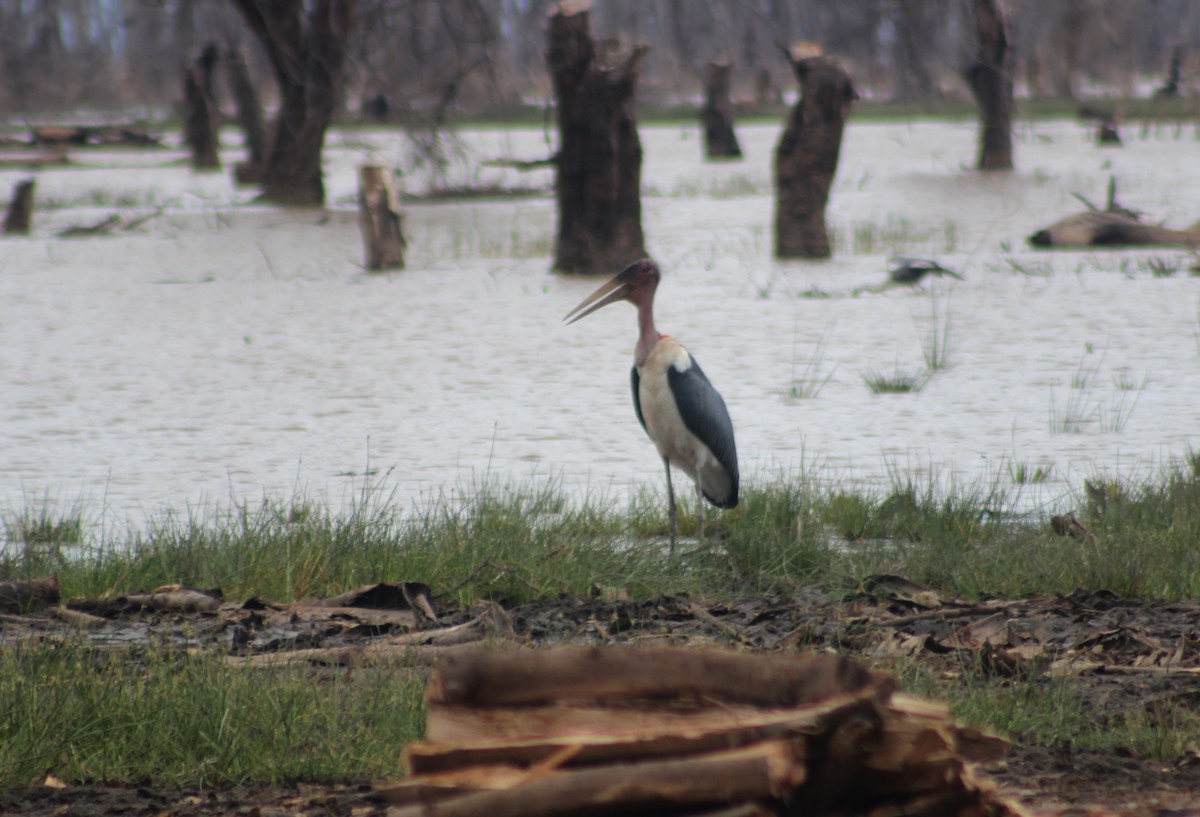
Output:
[547,1,648,275]
[183,44,221,171]
[3,179,35,235]
[700,61,742,159]
[230,1,355,206]
[774,54,856,259]
[965,0,1013,171]
[357,165,406,271]
[224,43,267,183]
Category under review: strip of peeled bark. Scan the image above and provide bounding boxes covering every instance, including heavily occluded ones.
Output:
[774,55,856,259]
[966,0,1014,170]
[428,645,887,709]
[547,2,648,274]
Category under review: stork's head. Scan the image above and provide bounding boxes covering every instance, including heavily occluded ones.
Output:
[563,259,660,325]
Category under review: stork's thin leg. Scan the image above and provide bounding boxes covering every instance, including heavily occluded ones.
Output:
[696,482,706,542]
[663,457,677,553]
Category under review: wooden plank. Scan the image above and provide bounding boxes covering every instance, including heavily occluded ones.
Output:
[386,740,806,817]
[428,645,888,708]
[411,692,878,774]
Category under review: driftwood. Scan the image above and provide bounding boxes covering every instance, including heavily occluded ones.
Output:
[56,215,122,238]
[381,645,1023,817]
[358,165,407,271]
[0,575,60,613]
[774,50,857,259]
[1029,179,1200,248]
[3,178,35,235]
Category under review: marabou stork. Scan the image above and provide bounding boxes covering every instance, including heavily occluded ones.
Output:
[564,259,739,548]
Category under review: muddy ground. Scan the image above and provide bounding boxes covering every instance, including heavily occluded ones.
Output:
[3,579,1200,816]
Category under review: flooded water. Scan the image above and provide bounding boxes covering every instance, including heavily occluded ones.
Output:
[3,117,1200,533]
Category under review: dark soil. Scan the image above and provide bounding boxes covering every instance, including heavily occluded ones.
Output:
[4,581,1200,816]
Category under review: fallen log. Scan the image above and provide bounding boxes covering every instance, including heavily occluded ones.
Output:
[0,575,60,613]
[428,645,885,709]
[1029,178,1200,248]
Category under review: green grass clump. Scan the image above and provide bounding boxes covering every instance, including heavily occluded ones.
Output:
[0,642,425,786]
[863,365,929,394]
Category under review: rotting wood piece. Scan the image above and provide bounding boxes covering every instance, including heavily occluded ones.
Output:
[358,165,407,271]
[428,645,888,709]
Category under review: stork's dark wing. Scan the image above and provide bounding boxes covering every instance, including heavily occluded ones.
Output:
[667,357,739,507]
[630,366,647,432]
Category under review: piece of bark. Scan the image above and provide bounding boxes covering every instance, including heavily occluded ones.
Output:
[358,165,407,271]
[429,645,886,709]
[0,575,60,612]
[774,53,856,259]
[3,179,35,234]
[386,740,806,817]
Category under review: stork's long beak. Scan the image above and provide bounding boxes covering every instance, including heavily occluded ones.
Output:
[563,263,641,325]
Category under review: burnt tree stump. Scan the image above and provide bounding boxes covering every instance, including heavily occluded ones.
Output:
[358,165,406,271]
[547,2,648,275]
[3,179,35,235]
[700,61,742,159]
[965,0,1014,171]
[774,54,856,259]
[183,44,221,171]
[225,43,267,184]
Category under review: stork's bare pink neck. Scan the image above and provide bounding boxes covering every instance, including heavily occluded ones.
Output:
[633,293,660,366]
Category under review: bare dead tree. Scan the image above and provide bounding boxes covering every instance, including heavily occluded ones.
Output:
[701,61,742,159]
[224,43,267,181]
[547,2,648,275]
[182,44,221,171]
[3,180,36,236]
[230,0,356,206]
[965,0,1014,171]
[774,54,857,259]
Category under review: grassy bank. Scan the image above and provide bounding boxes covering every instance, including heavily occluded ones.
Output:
[6,456,1200,604]
[3,458,1200,787]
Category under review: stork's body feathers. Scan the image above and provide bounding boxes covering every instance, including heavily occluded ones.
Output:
[631,341,738,508]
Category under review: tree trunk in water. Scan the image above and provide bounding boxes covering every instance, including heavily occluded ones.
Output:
[3,179,35,235]
[966,0,1014,171]
[774,55,856,259]
[547,3,648,275]
[358,165,406,271]
[701,61,742,159]
[183,44,220,171]
[224,42,267,183]
[230,0,355,206]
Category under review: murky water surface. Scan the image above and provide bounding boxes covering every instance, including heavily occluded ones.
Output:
[3,119,1199,532]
